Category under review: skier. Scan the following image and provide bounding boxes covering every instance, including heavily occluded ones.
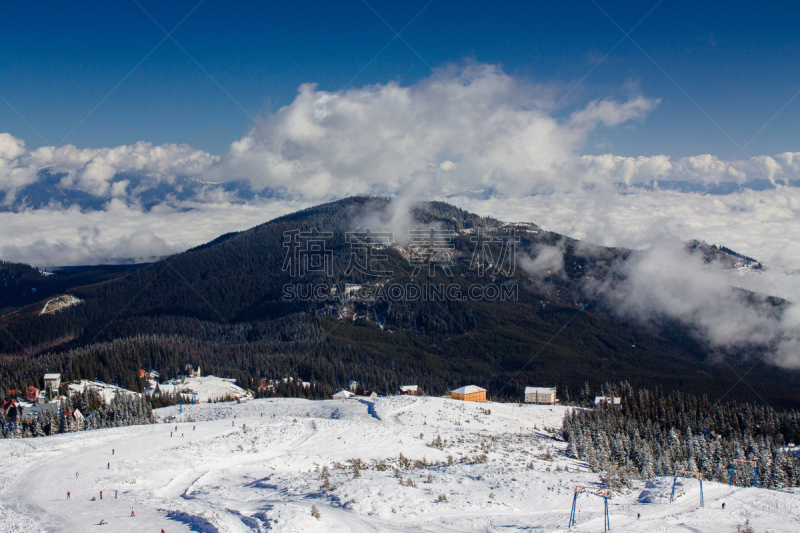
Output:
[722,502,726,509]
[637,513,640,519]
[100,490,103,499]
[67,492,70,500]
[115,489,118,499]
[112,448,115,455]
[181,433,184,438]
[131,507,135,516]
[76,472,79,479]
[193,425,195,431]
[107,462,110,469]
[232,420,235,426]
[170,431,173,437]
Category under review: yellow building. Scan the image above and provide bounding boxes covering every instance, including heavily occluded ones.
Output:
[451,385,487,402]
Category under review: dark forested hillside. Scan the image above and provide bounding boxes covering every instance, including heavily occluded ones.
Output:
[0,261,146,316]
[1,197,798,407]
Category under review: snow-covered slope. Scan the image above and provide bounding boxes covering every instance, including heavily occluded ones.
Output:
[148,375,251,403]
[0,397,797,532]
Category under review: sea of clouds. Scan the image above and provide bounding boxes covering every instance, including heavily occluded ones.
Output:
[2,63,799,366]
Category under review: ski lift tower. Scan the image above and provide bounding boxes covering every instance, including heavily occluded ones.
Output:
[729,459,758,487]
[569,485,610,531]
[670,470,704,507]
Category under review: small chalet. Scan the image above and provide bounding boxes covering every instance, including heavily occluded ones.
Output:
[43,373,61,390]
[594,395,622,407]
[1,399,19,419]
[397,385,418,396]
[27,386,40,401]
[138,369,147,378]
[354,389,377,398]
[185,364,201,378]
[524,386,557,405]
[451,385,486,402]
[333,390,354,400]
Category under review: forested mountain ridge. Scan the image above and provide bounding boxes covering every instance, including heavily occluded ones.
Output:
[1,197,798,407]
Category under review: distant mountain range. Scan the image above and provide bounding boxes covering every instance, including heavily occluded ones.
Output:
[1,197,798,407]
[4,168,800,213]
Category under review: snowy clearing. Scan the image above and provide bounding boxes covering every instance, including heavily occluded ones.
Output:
[0,396,797,532]
[147,376,252,403]
[39,294,83,315]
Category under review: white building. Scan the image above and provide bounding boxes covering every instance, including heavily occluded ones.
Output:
[43,373,61,390]
[333,390,354,400]
[524,386,557,405]
[594,396,622,407]
[398,385,418,396]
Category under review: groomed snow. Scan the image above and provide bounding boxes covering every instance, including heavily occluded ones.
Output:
[0,396,797,532]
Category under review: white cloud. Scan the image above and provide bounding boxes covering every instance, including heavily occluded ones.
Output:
[586,240,800,368]
[208,64,660,198]
[0,198,309,266]
[0,135,217,205]
[518,239,567,280]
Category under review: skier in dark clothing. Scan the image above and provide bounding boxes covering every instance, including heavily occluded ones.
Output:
[67,492,70,500]
[107,462,110,469]
[100,491,102,499]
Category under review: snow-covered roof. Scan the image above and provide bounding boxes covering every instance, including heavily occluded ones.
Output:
[594,396,621,405]
[452,385,486,395]
[43,373,61,380]
[525,387,555,395]
[333,390,354,398]
[399,385,418,391]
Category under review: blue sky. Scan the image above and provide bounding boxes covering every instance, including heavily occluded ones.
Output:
[2,0,799,157]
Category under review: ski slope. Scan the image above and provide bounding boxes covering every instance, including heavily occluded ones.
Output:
[0,396,797,532]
